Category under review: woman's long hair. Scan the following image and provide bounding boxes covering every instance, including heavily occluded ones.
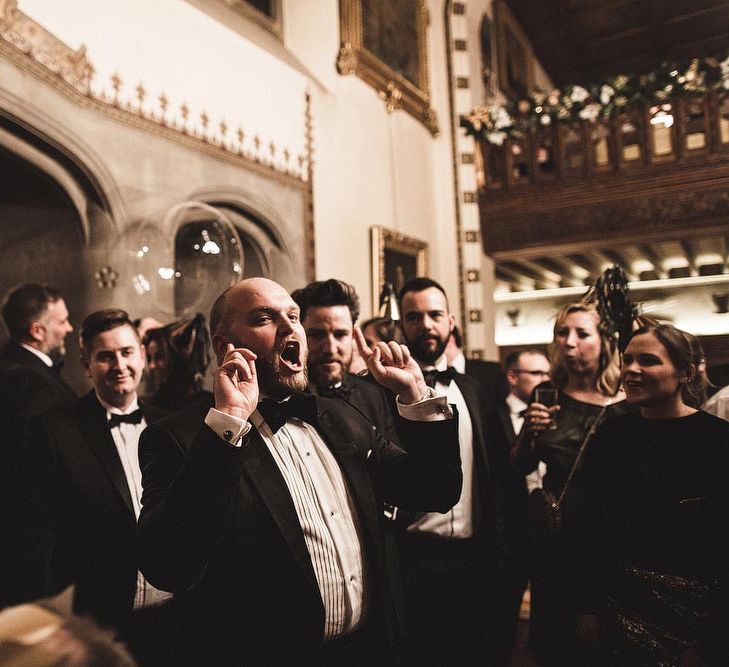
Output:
[548,303,622,396]
[627,323,708,408]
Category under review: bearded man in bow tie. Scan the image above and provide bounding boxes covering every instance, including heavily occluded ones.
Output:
[397,277,516,666]
[136,277,461,665]
[15,309,174,666]
[291,278,399,444]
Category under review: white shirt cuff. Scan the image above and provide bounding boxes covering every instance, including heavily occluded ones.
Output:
[204,408,252,447]
[396,388,453,421]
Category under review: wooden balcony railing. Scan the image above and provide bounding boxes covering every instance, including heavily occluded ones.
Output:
[476,92,729,192]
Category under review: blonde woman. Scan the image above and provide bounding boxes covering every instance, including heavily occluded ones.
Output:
[512,302,629,666]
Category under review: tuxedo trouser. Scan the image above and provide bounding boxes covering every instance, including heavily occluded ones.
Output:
[398,532,509,667]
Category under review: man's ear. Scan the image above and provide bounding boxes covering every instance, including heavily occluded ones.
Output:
[80,354,91,379]
[211,334,229,364]
[28,320,44,344]
[506,369,519,388]
[139,343,146,369]
[448,313,455,332]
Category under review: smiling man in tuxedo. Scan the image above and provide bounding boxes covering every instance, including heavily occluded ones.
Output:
[136,277,461,665]
[16,309,172,665]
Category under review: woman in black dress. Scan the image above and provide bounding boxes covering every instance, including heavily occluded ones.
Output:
[512,302,628,665]
[575,323,729,666]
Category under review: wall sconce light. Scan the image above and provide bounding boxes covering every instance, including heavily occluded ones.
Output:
[712,292,729,314]
[506,308,520,327]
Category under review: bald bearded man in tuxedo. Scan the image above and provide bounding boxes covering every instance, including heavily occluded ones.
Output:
[136,277,461,665]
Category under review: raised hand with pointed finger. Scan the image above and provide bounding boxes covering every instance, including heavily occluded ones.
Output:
[214,343,259,420]
[354,327,428,404]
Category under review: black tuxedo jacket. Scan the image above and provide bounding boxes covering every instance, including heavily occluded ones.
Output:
[447,372,510,558]
[137,396,461,664]
[0,341,76,478]
[464,358,509,408]
[313,373,399,444]
[497,400,517,446]
[15,391,165,624]
[0,341,76,604]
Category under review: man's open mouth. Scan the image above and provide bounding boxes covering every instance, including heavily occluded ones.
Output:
[279,340,303,372]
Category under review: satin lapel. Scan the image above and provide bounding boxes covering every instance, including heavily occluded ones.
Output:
[453,374,491,476]
[315,405,383,559]
[77,392,134,516]
[238,427,320,596]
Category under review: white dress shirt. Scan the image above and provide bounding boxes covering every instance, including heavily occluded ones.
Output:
[407,356,477,540]
[506,392,527,435]
[204,389,451,639]
[450,351,466,374]
[101,395,172,609]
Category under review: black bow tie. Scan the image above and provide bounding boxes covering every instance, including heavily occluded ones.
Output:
[317,383,352,400]
[52,358,65,373]
[258,393,318,434]
[108,409,144,429]
[422,367,458,389]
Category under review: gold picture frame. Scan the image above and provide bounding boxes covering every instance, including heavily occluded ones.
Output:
[370,226,429,315]
[337,0,439,136]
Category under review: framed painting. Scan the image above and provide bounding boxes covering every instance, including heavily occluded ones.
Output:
[337,0,438,135]
[370,226,428,315]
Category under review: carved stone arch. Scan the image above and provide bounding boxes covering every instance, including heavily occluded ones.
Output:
[0,97,124,241]
[189,189,303,280]
[189,189,287,250]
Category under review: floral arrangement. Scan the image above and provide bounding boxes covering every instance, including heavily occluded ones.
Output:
[462,53,729,145]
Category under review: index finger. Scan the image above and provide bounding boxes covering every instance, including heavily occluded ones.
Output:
[353,327,372,360]
[224,345,258,362]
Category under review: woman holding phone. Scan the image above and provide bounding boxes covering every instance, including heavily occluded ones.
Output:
[511,302,628,665]
[573,323,727,666]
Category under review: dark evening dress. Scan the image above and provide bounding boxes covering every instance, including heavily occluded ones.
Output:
[575,410,729,666]
[526,387,631,665]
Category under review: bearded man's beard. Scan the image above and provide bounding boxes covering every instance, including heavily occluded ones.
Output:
[256,353,308,400]
[411,333,448,366]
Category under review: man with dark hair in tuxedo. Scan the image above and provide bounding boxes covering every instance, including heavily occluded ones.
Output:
[291,278,398,443]
[0,284,75,606]
[397,276,515,666]
[136,277,461,665]
[16,309,173,665]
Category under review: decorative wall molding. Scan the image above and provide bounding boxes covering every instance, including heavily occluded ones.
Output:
[337,0,438,135]
[0,0,94,93]
[445,0,488,357]
[0,1,307,187]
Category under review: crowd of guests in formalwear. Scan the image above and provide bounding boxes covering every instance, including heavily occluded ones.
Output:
[0,276,728,666]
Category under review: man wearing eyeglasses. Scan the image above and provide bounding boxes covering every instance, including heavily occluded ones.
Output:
[501,348,551,649]
[504,350,551,439]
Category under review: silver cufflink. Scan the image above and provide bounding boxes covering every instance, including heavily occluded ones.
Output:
[223,430,233,441]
